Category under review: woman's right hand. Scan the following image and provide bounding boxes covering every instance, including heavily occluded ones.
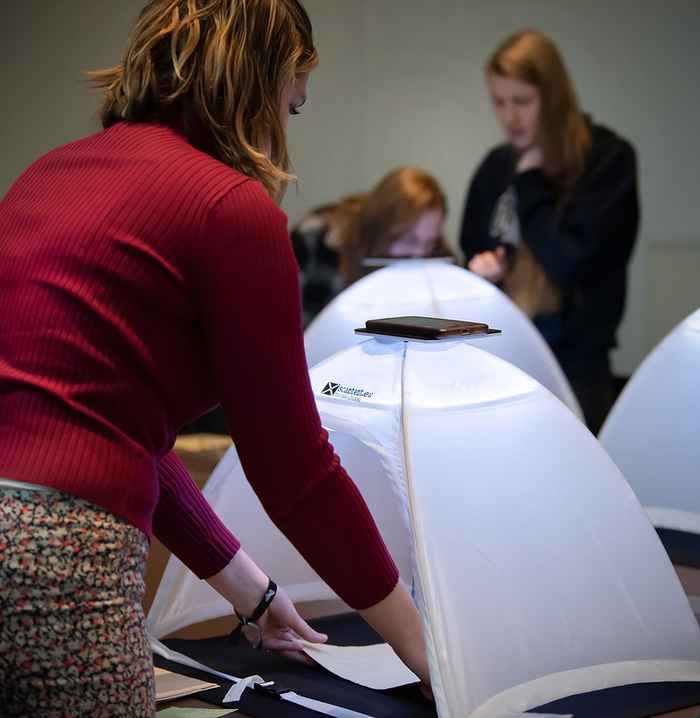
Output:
[207,549,327,663]
[358,580,432,696]
[252,584,328,663]
[468,246,508,283]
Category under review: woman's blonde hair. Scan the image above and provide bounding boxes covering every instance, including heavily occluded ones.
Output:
[487,29,591,190]
[90,0,318,198]
[343,166,449,282]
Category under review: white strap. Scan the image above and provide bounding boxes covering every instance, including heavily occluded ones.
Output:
[149,636,240,684]
[0,477,57,493]
[222,675,265,703]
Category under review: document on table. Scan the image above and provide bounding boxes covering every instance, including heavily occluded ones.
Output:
[300,641,419,690]
[154,666,220,703]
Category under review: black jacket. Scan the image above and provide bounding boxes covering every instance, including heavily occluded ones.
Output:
[459,122,639,370]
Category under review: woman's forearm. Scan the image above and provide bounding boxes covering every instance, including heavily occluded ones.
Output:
[206,548,269,617]
[358,580,430,686]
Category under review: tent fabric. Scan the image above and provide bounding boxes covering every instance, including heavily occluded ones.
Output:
[303,259,582,417]
[148,338,700,717]
[599,307,700,536]
[152,613,700,718]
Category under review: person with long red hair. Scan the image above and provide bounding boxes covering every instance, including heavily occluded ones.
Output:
[343,166,451,283]
[460,29,639,433]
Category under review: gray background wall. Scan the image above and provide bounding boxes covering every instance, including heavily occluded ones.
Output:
[2,1,699,375]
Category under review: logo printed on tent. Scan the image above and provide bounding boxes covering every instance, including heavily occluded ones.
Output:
[321,381,374,401]
[303,261,582,416]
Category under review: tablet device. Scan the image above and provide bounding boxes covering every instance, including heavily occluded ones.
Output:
[357,316,495,340]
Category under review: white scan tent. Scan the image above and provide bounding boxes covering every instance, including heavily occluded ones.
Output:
[303,259,582,417]
[148,337,700,717]
[600,307,700,536]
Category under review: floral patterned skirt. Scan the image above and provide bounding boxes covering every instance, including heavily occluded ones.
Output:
[0,487,155,717]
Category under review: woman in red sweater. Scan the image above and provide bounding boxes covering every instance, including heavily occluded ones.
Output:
[0,1,429,714]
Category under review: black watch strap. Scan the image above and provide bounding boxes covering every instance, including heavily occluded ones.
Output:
[228,577,277,646]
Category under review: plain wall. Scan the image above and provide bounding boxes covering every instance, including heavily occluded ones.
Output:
[2,1,699,375]
[0,1,144,190]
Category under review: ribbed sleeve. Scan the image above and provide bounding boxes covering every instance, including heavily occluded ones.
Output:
[153,452,240,579]
[190,182,399,609]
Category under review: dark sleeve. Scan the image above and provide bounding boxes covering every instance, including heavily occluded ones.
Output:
[189,180,398,610]
[459,163,488,262]
[514,138,639,288]
[153,451,241,579]
[291,222,340,327]
[458,150,503,263]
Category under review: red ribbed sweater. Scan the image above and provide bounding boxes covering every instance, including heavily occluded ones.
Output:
[0,122,398,609]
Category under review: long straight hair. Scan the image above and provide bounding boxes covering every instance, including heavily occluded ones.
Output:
[487,29,591,191]
[343,166,449,283]
[89,0,318,198]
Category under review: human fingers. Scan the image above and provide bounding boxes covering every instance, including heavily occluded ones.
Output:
[277,649,318,666]
[286,613,328,644]
[470,252,502,282]
[258,630,319,665]
[260,633,306,652]
[267,589,328,644]
[468,252,492,277]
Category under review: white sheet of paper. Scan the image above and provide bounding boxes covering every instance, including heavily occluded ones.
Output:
[300,641,419,690]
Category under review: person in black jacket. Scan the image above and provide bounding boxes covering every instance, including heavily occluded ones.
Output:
[290,194,367,326]
[460,29,639,434]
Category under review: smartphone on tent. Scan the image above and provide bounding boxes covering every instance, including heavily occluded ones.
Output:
[360,316,492,339]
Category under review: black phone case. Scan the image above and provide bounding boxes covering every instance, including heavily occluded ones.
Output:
[363,316,490,339]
